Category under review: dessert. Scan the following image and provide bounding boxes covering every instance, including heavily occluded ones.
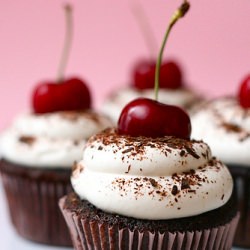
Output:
[0,5,111,246]
[0,111,111,246]
[191,75,250,247]
[60,3,238,249]
[60,127,238,250]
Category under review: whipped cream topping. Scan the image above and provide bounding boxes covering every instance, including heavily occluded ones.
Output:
[101,87,201,122]
[0,111,112,168]
[72,128,233,220]
[191,97,250,166]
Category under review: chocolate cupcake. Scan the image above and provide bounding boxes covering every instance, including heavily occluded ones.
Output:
[0,110,112,246]
[191,96,250,247]
[59,128,239,250]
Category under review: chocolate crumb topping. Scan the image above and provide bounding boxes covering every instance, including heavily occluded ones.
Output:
[180,150,186,157]
[181,178,190,190]
[19,136,36,145]
[122,147,134,154]
[221,122,242,133]
[98,146,103,151]
[200,97,250,142]
[184,146,200,159]
[59,110,104,124]
[125,165,131,174]
[149,178,158,187]
[88,128,205,161]
[171,185,179,196]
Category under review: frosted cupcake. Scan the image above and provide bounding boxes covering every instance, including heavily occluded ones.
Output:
[191,94,250,247]
[60,123,238,249]
[0,110,111,246]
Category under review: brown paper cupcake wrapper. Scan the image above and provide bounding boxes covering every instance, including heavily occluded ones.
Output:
[59,196,239,250]
[228,165,250,248]
[0,159,73,246]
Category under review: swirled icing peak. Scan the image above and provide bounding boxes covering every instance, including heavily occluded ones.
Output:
[72,128,233,220]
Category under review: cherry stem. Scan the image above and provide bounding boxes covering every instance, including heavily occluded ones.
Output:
[154,1,190,100]
[130,1,158,59]
[57,4,73,83]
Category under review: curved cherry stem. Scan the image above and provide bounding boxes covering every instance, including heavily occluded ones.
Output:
[154,1,190,100]
[57,4,73,83]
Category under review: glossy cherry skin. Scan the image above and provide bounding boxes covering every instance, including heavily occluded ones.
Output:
[238,74,250,108]
[132,60,182,90]
[118,98,191,139]
[32,77,91,114]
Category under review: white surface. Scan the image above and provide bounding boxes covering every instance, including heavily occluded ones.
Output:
[0,182,246,250]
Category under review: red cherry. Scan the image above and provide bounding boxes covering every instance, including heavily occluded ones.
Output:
[132,60,155,89]
[118,98,191,139]
[238,74,250,108]
[132,60,182,90]
[32,77,91,114]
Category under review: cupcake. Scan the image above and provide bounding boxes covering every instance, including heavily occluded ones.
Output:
[102,60,201,123]
[59,122,238,250]
[0,110,111,246]
[191,94,250,247]
[0,4,113,245]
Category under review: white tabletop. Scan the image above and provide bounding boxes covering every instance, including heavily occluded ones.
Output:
[0,183,246,250]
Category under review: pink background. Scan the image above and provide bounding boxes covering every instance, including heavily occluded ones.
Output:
[0,0,250,130]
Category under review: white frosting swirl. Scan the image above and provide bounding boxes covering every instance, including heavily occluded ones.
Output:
[0,111,112,168]
[191,97,250,166]
[72,128,233,220]
[101,87,201,122]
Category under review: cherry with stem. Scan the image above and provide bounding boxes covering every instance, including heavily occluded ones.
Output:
[32,4,91,114]
[118,1,191,139]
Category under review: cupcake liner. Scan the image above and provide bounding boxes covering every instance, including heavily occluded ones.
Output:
[0,159,73,246]
[228,165,250,248]
[59,196,239,250]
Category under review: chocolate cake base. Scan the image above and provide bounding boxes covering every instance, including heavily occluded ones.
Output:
[228,165,250,248]
[0,159,73,246]
[60,192,239,250]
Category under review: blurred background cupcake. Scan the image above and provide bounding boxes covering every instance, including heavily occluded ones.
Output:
[0,109,111,246]
[101,59,202,123]
[191,75,250,248]
[0,4,112,246]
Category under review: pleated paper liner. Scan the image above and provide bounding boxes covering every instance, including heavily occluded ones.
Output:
[228,165,250,248]
[0,159,73,246]
[59,195,239,250]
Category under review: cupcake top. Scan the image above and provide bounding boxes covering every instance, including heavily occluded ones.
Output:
[101,86,200,122]
[72,128,233,220]
[191,96,250,166]
[0,111,112,168]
